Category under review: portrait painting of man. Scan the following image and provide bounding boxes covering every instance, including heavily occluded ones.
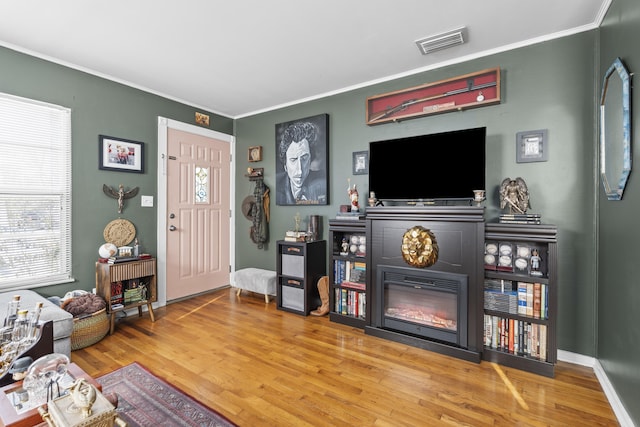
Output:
[275,114,329,205]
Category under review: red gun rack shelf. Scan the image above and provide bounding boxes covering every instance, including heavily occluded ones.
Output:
[366,67,501,125]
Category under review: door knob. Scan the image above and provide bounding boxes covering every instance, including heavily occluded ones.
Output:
[169,225,177,231]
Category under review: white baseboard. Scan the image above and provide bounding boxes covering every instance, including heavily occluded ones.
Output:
[558,350,635,427]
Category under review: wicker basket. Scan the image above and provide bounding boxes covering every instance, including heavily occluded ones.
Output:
[70,308,109,351]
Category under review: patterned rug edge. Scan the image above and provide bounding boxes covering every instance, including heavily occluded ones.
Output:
[97,361,237,427]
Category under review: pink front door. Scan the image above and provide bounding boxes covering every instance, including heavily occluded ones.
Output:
[166,128,231,301]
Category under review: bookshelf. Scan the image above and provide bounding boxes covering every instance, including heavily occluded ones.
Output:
[483,223,557,377]
[328,219,368,328]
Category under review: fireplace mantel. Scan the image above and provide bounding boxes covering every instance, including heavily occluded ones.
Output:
[365,205,485,362]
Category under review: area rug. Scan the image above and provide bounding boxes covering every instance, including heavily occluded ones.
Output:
[97,362,236,427]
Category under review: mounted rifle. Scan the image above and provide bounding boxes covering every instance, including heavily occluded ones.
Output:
[369,79,497,123]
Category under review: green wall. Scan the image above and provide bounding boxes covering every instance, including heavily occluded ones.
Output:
[0,45,233,298]
[598,0,640,423]
[4,13,638,424]
[235,31,599,357]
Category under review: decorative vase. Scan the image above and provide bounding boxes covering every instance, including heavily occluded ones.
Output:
[307,215,320,241]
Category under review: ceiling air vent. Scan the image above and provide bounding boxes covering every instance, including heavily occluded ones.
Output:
[415,27,467,55]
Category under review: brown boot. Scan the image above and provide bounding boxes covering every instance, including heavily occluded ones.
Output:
[311,276,329,316]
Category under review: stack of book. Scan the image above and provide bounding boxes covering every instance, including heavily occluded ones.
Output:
[335,211,365,221]
[284,230,308,242]
[107,256,137,264]
[499,213,541,225]
[484,279,518,314]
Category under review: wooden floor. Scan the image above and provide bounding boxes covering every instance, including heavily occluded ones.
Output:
[71,288,619,427]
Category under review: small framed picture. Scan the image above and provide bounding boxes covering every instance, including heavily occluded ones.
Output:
[516,129,548,163]
[248,146,262,162]
[352,150,369,175]
[99,135,145,173]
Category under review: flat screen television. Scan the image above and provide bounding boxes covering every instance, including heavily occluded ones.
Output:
[368,126,486,203]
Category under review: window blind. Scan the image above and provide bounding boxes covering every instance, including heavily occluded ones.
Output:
[0,92,72,290]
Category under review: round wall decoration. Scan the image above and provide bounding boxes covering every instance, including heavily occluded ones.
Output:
[401,226,439,268]
[103,219,136,247]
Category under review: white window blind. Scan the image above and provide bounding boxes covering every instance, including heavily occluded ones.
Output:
[0,92,72,290]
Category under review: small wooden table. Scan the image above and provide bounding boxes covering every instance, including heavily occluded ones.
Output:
[0,363,100,427]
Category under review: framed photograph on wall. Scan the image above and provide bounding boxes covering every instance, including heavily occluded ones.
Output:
[248,146,262,162]
[516,129,548,163]
[99,135,145,173]
[275,113,329,205]
[352,151,368,175]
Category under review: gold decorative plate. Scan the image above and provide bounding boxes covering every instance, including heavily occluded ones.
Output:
[103,219,136,247]
[401,226,439,268]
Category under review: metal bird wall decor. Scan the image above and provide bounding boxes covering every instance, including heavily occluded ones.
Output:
[103,184,139,214]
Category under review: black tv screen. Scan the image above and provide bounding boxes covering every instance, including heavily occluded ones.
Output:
[368,127,486,202]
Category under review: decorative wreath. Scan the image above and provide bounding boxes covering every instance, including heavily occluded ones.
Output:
[401,226,439,268]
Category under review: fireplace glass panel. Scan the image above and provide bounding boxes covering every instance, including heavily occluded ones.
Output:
[384,282,458,332]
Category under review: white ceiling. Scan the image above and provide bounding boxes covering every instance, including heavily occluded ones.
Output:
[0,0,610,119]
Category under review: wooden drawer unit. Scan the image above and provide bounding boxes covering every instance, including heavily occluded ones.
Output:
[276,240,326,315]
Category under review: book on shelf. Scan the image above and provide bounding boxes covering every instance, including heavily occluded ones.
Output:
[334,259,367,284]
[349,267,366,283]
[499,213,542,225]
[539,324,548,361]
[107,256,137,264]
[110,281,124,304]
[484,289,518,314]
[500,213,541,219]
[499,219,542,225]
[284,230,308,242]
[483,314,548,361]
[533,283,541,319]
[515,281,547,319]
[335,212,365,220]
[334,288,366,319]
[517,282,528,315]
[526,283,534,316]
[341,281,366,290]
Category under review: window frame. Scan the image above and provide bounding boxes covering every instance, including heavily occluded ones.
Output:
[0,92,73,291]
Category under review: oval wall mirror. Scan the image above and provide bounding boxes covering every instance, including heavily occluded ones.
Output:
[599,57,632,200]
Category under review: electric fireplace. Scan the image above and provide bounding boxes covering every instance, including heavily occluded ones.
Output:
[375,266,468,347]
[364,205,484,363]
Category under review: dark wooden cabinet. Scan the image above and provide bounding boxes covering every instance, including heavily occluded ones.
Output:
[483,223,557,377]
[276,240,326,316]
[328,219,368,328]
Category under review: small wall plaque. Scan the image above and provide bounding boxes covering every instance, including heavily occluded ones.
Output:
[516,129,548,163]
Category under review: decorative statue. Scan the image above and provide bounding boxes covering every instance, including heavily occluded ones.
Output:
[499,177,530,214]
[340,237,349,255]
[70,379,97,418]
[294,212,301,232]
[368,191,377,207]
[348,181,359,212]
[103,184,139,214]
